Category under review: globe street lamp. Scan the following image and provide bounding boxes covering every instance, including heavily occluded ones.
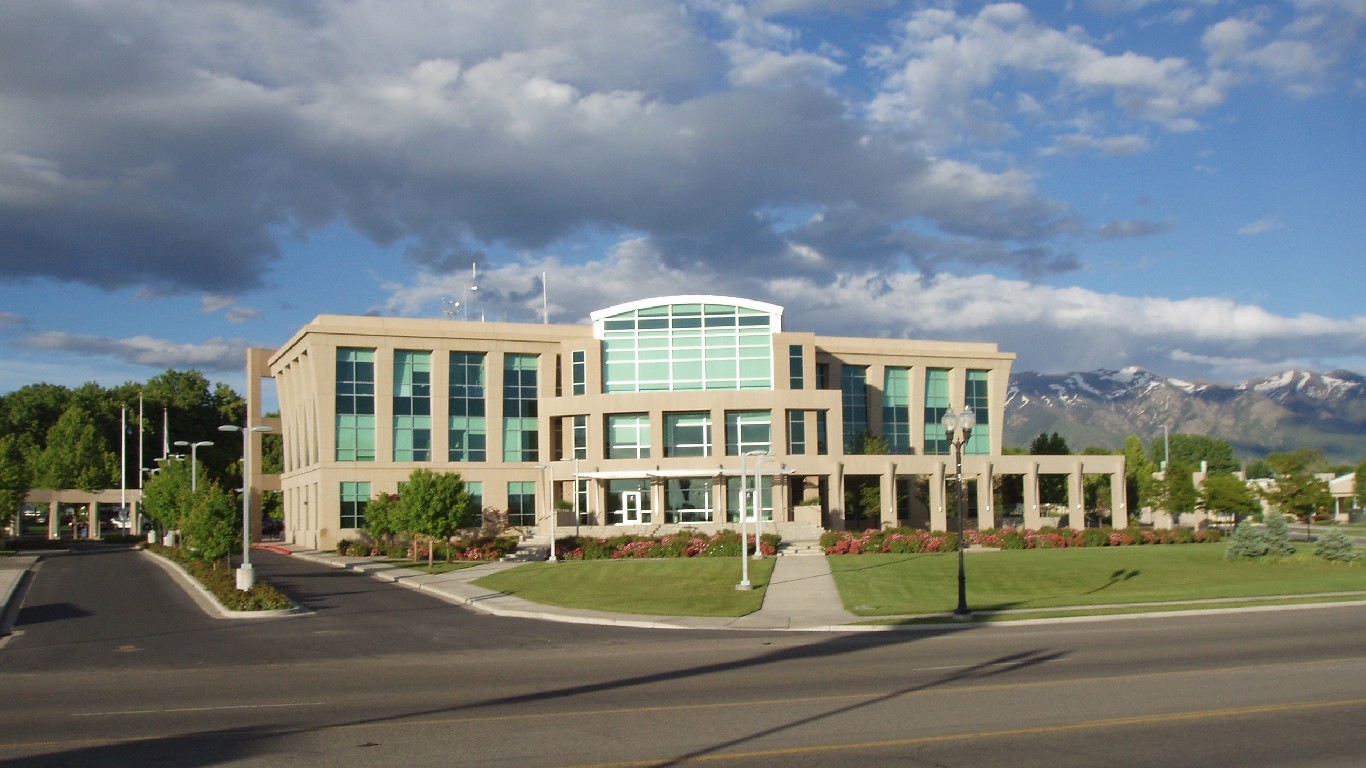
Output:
[173,440,213,492]
[219,423,272,591]
[941,406,976,619]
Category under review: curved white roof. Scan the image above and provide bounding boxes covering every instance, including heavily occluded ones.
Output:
[591,295,784,325]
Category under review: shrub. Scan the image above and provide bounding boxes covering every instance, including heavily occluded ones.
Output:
[1313,529,1362,563]
[1225,519,1273,559]
[1263,511,1296,556]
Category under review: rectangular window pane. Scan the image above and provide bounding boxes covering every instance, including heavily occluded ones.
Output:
[503,354,539,462]
[449,352,487,462]
[336,349,376,461]
[394,351,432,462]
[340,481,371,528]
[725,410,771,456]
[924,368,951,455]
[606,413,650,459]
[665,412,711,458]
[841,365,868,451]
[965,369,989,455]
[882,367,912,454]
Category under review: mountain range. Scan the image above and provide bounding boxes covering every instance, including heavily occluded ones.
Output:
[1004,368,1366,464]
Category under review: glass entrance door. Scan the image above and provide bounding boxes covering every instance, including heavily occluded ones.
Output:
[620,491,644,524]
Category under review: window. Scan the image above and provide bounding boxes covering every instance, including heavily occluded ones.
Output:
[665,478,712,524]
[788,344,804,389]
[725,476,772,522]
[571,350,586,395]
[503,354,538,462]
[841,365,869,451]
[725,411,771,456]
[665,412,711,457]
[393,351,431,461]
[449,352,487,462]
[340,481,371,528]
[965,369,989,455]
[924,368,951,455]
[507,481,536,527]
[606,413,650,459]
[882,367,912,454]
[787,410,806,455]
[465,481,483,526]
[572,415,587,460]
[816,410,828,455]
[335,348,375,461]
[600,301,775,392]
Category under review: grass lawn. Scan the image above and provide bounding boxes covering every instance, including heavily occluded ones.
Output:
[473,558,775,617]
[829,543,1366,617]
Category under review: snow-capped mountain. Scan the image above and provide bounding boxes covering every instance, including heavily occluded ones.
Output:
[1005,368,1366,462]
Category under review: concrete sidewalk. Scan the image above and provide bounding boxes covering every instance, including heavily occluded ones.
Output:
[276,545,865,631]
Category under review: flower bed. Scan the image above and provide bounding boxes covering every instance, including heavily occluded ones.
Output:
[336,535,519,561]
[821,526,1222,554]
[555,530,781,560]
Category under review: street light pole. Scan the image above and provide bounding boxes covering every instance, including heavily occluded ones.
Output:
[941,406,976,619]
[535,464,557,561]
[752,454,772,559]
[219,422,272,591]
[173,440,214,492]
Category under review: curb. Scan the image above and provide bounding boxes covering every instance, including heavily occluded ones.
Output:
[139,549,310,620]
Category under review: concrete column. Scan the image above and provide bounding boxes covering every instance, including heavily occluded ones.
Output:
[977,461,995,530]
[87,501,99,540]
[881,462,898,530]
[833,463,846,531]
[930,461,948,532]
[1110,471,1127,528]
[1068,464,1084,529]
[1023,464,1041,529]
[49,500,60,539]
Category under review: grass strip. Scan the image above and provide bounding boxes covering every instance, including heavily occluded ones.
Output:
[828,542,1366,617]
[473,558,775,617]
[380,559,481,575]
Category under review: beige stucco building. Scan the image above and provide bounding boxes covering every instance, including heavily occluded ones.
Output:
[247,296,1125,550]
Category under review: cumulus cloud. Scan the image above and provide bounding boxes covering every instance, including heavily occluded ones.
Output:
[16,331,250,372]
[381,250,1366,382]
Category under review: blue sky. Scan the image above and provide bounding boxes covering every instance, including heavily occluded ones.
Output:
[2,0,1363,398]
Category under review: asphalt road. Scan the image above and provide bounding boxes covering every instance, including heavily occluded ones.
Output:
[2,546,1363,767]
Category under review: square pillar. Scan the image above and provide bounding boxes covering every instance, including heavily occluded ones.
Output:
[880,463,898,530]
[1110,472,1128,529]
[1023,464,1041,529]
[1068,466,1084,529]
[976,462,995,530]
[929,461,948,532]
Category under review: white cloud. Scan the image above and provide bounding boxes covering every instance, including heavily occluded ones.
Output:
[16,331,250,372]
[1238,216,1283,235]
[382,249,1366,382]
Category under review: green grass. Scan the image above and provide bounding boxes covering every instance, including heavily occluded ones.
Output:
[829,543,1366,617]
[473,558,775,617]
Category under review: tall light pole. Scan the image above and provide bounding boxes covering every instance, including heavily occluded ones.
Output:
[751,453,772,560]
[535,464,557,561]
[561,455,581,536]
[220,423,272,591]
[941,405,976,619]
[737,450,767,590]
[173,440,213,492]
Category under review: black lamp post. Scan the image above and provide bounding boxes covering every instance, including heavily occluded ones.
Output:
[941,406,976,619]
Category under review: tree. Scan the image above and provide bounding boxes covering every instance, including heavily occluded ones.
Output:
[180,483,238,566]
[1156,461,1199,519]
[0,434,33,527]
[1158,434,1240,474]
[363,492,401,547]
[1355,461,1366,510]
[1122,434,1156,521]
[140,460,193,535]
[1261,469,1331,523]
[1198,473,1259,525]
[33,406,118,491]
[1030,433,1070,507]
[395,469,475,565]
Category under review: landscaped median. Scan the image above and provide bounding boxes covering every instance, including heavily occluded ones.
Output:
[142,543,294,613]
